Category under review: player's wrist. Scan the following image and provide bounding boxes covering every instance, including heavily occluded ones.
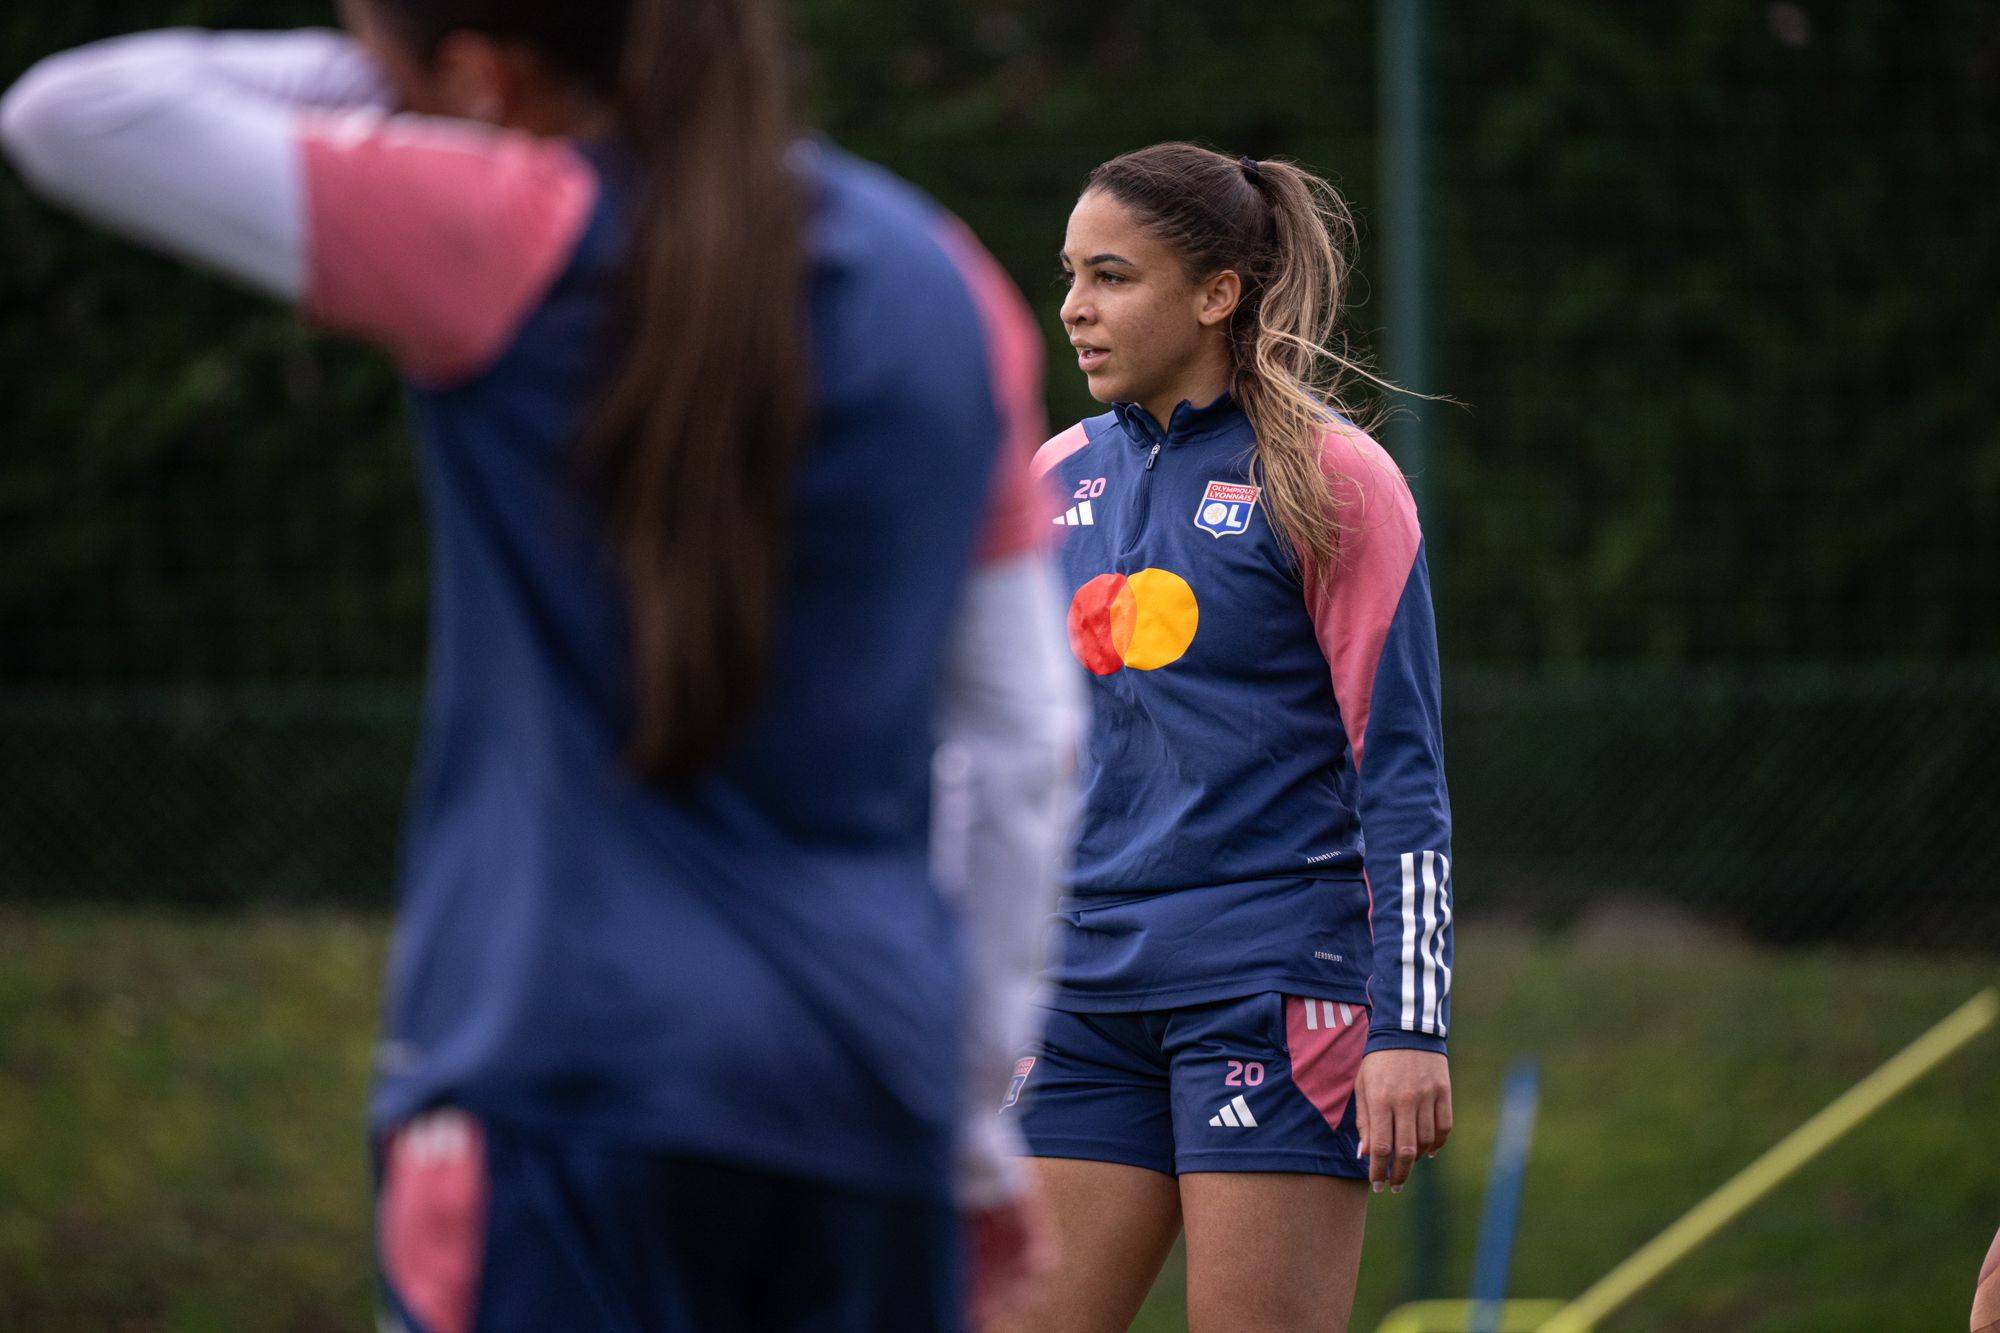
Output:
[1363,1029,1449,1058]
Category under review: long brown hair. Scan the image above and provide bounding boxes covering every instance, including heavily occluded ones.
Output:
[1087,142,1377,583]
[368,0,810,785]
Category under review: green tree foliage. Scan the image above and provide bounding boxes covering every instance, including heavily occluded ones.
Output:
[2,0,1994,684]
[1434,0,1999,661]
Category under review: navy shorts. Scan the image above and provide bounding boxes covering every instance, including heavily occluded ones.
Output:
[1002,993,1370,1178]
[375,1109,960,1332]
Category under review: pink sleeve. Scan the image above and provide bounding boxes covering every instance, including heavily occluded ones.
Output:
[298,112,598,386]
[1032,423,1089,480]
[1307,425,1423,768]
[934,218,1057,563]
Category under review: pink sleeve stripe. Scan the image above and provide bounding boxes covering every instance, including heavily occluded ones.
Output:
[1308,425,1422,769]
[299,112,598,386]
[934,217,1056,564]
[1032,423,1089,480]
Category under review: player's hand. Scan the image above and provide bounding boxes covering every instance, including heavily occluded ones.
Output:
[965,1183,1054,1329]
[1354,1048,1452,1194]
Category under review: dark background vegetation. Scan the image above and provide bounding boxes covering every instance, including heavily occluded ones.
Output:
[2,0,1995,936]
[2,6,1995,1332]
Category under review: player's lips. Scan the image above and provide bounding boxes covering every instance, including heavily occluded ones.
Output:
[1073,344,1109,372]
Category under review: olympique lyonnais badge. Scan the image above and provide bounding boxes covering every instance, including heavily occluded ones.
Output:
[1002,1056,1035,1109]
[1195,480,1261,538]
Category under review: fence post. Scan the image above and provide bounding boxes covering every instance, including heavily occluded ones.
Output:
[1379,0,1448,1301]
[1378,0,1440,553]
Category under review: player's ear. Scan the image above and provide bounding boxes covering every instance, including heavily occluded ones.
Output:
[431,30,512,124]
[339,0,445,116]
[1196,269,1242,328]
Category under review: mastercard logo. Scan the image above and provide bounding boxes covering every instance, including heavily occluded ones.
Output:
[1066,569,1199,676]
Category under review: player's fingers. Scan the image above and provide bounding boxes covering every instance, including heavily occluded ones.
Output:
[1366,1092,1393,1190]
[1433,1087,1454,1155]
[1416,1094,1437,1159]
[1389,1097,1419,1191]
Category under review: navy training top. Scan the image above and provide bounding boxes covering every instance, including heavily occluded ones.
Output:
[1034,397,1454,1055]
[291,119,1049,1198]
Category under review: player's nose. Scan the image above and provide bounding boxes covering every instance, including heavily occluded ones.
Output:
[1060,285,1090,327]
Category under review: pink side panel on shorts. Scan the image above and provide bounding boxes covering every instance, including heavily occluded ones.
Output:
[299,111,598,387]
[933,217,1057,564]
[1285,996,1369,1133]
[379,1109,489,1333]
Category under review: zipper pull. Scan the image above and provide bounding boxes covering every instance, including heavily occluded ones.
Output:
[1146,442,1162,471]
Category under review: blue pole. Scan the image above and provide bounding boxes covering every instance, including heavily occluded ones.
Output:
[1469,1059,1543,1333]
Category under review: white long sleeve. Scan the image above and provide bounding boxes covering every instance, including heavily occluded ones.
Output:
[0,28,387,299]
[932,553,1082,1208]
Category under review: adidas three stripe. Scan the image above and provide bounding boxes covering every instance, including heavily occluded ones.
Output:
[1207,1094,1259,1129]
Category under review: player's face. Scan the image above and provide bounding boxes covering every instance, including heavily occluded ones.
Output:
[1059,190,1225,413]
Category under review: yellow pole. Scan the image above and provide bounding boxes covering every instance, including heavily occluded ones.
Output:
[1542,988,1997,1333]
[1376,1298,1566,1332]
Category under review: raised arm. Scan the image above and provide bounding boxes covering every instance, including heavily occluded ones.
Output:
[0,28,387,298]
[0,27,596,385]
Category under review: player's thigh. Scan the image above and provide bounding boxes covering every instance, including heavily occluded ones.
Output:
[1180,1172,1368,1333]
[985,1156,1183,1333]
[993,1008,1183,1333]
[1160,993,1373,1332]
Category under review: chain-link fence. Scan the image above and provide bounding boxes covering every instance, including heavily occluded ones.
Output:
[2,1,1994,944]
[1451,664,1999,945]
[5,667,1993,947]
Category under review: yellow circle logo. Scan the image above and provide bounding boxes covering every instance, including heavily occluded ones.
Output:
[1066,568,1198,675]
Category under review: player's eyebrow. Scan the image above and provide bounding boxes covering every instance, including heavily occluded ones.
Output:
[1059,251,1136,269]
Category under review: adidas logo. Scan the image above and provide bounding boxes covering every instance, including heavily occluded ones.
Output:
[1053,500,1096,526]
[1208,1094,1259,1129]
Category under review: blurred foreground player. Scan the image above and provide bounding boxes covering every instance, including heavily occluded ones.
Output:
[1976,1224,2000,1333]
[998,143,1455,1332]
[1,3,1077,1328]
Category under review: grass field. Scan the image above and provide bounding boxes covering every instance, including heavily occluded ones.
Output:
[1,909,1994,1331]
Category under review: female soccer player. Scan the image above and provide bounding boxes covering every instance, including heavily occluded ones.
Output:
[999,143,1455,1332]
[2,4,1075,1329]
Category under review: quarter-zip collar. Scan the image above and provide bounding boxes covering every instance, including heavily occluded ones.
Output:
[1113,391,1247,451]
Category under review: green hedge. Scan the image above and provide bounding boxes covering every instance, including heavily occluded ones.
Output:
[8,669,1996,950]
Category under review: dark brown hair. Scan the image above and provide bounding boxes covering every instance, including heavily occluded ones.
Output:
[369,0,809,785]
[1087,142,1375,582]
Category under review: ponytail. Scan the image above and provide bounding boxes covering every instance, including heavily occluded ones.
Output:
[592,0,809,785]
[1231,159,1356,581]
[363,0,811,785]
[1086,143,1385,585]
